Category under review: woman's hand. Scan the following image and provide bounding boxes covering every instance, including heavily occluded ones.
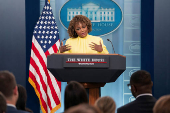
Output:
[89,41,103,52]
[59,41,71,53]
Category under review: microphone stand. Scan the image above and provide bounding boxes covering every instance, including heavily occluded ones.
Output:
[107,39,115,54]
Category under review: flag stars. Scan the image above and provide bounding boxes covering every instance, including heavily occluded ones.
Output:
[49,16,51,20]
[50,31,53,34]
[44,21,47,24]
[47,26,50,29]
[49,36,52,39]
[35,26,38,29]
[40,21,43,24]
[42,31,45,34]
[46,31,49,34]
[34,30,37,33]
[53,35,56,39]
[48,21,51,24]
[52,21,55,24]
[41,36,44,39]
[43,26,46,29]
[39,26,42,29]
[33,1,60,52]
[48,40,51,44]
[43,45,46,48]
[54,31,57,34]
[45,36,48,39]
[47,6,49,10]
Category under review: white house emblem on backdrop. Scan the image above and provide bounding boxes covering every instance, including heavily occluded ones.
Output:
[60,0,123,36]
[67,3,115,22]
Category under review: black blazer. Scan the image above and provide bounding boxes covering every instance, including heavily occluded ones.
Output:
[6,106,30,113]
[117,95,157,113]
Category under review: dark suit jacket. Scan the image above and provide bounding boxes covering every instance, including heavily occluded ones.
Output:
[117,95,157,113]
[6,106,30,113]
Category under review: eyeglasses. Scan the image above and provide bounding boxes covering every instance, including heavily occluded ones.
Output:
[127,83,131,87]
[127,83,132,89]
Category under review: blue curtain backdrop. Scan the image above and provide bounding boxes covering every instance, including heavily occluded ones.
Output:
[39,0,141,112]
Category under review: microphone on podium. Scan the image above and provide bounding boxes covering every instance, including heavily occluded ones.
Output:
[60,38,66,45]
[61,38,66,43]
[58,38,66,53]
[107,39,115,54]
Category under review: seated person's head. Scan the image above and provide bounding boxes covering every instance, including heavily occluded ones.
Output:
[16,84,27,110]
[95,96,116,113]
[128,70,153,98]
[64,104,100,113]
[64,81,88,111]
[153,95,170,113]
[68,15,92,38]
[0,71,18,103]
[0,92,6,113]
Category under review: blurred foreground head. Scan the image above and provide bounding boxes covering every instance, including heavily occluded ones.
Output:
[64,104,100,113]
[64,81,88,110]
[95,96,116,113]
[153,95,170,113]
[0,92,6,113]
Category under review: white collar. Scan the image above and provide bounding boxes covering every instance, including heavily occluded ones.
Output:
[7,104,16,108]
[136,93,152,99]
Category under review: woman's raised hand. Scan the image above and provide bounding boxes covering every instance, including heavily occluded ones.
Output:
[89,41,103,52]
[59,41,71,53]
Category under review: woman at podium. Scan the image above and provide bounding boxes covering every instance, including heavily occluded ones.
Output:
[59,15,109,54]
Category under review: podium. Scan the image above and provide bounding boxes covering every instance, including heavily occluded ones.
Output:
[47,53,126,105]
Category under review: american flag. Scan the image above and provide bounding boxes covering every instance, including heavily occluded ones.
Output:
[28,0,61,113]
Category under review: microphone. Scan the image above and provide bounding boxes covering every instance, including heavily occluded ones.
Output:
[58,38,66,53]
[61,38,66,43]
[107,39,115,53]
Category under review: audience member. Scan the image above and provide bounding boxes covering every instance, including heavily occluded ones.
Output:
[64,104,100,113]
[16,85,33,113]
[153,95,170,113]
[0,92,6,113]
[0,70,29,113]
[64,81,88,111]
[95,96,116,113]
[117,70,157,113]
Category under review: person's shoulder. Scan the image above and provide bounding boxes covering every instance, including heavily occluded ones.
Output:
[117,100,137,111]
